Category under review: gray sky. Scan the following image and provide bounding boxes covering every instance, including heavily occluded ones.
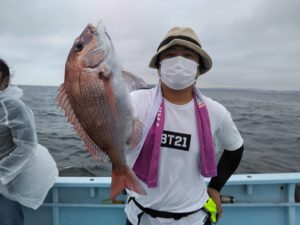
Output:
[1,0,299,90]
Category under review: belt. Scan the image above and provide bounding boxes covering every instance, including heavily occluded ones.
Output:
[128,197,206,225]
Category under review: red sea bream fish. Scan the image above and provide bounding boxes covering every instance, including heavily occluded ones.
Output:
[56,22,147,199]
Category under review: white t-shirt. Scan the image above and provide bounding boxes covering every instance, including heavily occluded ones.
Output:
[126,88,243,225]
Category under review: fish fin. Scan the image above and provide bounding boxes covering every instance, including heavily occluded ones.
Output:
[110,166,147,200]
[122,70,148,92]
[56,84,110,162]
[99,63,111,79]
[128,118,144,152]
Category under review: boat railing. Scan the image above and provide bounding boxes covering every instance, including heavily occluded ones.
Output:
[23,173,300,225]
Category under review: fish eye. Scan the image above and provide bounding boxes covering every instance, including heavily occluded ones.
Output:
[74,42,84,52]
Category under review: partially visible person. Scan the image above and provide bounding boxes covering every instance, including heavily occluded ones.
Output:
[0,58,58,225]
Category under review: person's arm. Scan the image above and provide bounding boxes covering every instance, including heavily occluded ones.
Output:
[206,105,244,221]
[209,145,244,191]
[207,145,244,221]
[0,99,37,185]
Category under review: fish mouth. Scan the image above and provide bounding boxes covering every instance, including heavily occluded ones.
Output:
[87,23,97,33]
[83,21,115,71]
[82,23,107,69]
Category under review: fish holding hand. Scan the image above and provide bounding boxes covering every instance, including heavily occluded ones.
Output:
[56,21,147,200]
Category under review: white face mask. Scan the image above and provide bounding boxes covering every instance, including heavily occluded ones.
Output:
[160,56,198,90]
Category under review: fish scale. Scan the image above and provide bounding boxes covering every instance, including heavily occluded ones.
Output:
[76,77,116,152]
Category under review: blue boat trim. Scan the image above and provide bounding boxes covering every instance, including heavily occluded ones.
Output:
[23,173,300,225]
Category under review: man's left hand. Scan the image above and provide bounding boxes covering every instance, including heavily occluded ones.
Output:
[207,187,222,222]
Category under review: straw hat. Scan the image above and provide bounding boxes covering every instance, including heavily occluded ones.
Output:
[149,26,212,75]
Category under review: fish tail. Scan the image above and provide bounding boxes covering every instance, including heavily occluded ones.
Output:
[110,166,147,200]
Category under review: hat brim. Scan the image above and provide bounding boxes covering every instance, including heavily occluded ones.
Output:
[149,39,212,75]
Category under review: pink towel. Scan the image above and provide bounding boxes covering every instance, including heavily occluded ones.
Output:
[133,92,217,188]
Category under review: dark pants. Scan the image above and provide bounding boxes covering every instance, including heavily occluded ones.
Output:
[0,194,24,225]
[126,217,212,225]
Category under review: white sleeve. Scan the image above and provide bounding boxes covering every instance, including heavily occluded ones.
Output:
[215,111,243,151]
[130,91,139,118]
[130,89,152,121]
[0,99,37,185]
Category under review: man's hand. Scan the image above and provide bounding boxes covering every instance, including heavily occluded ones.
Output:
[207,187,222,222]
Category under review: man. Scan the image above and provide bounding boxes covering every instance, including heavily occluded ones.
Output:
[125,27,244,225]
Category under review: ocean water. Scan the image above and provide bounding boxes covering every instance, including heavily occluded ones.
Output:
[20,85,300,177]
